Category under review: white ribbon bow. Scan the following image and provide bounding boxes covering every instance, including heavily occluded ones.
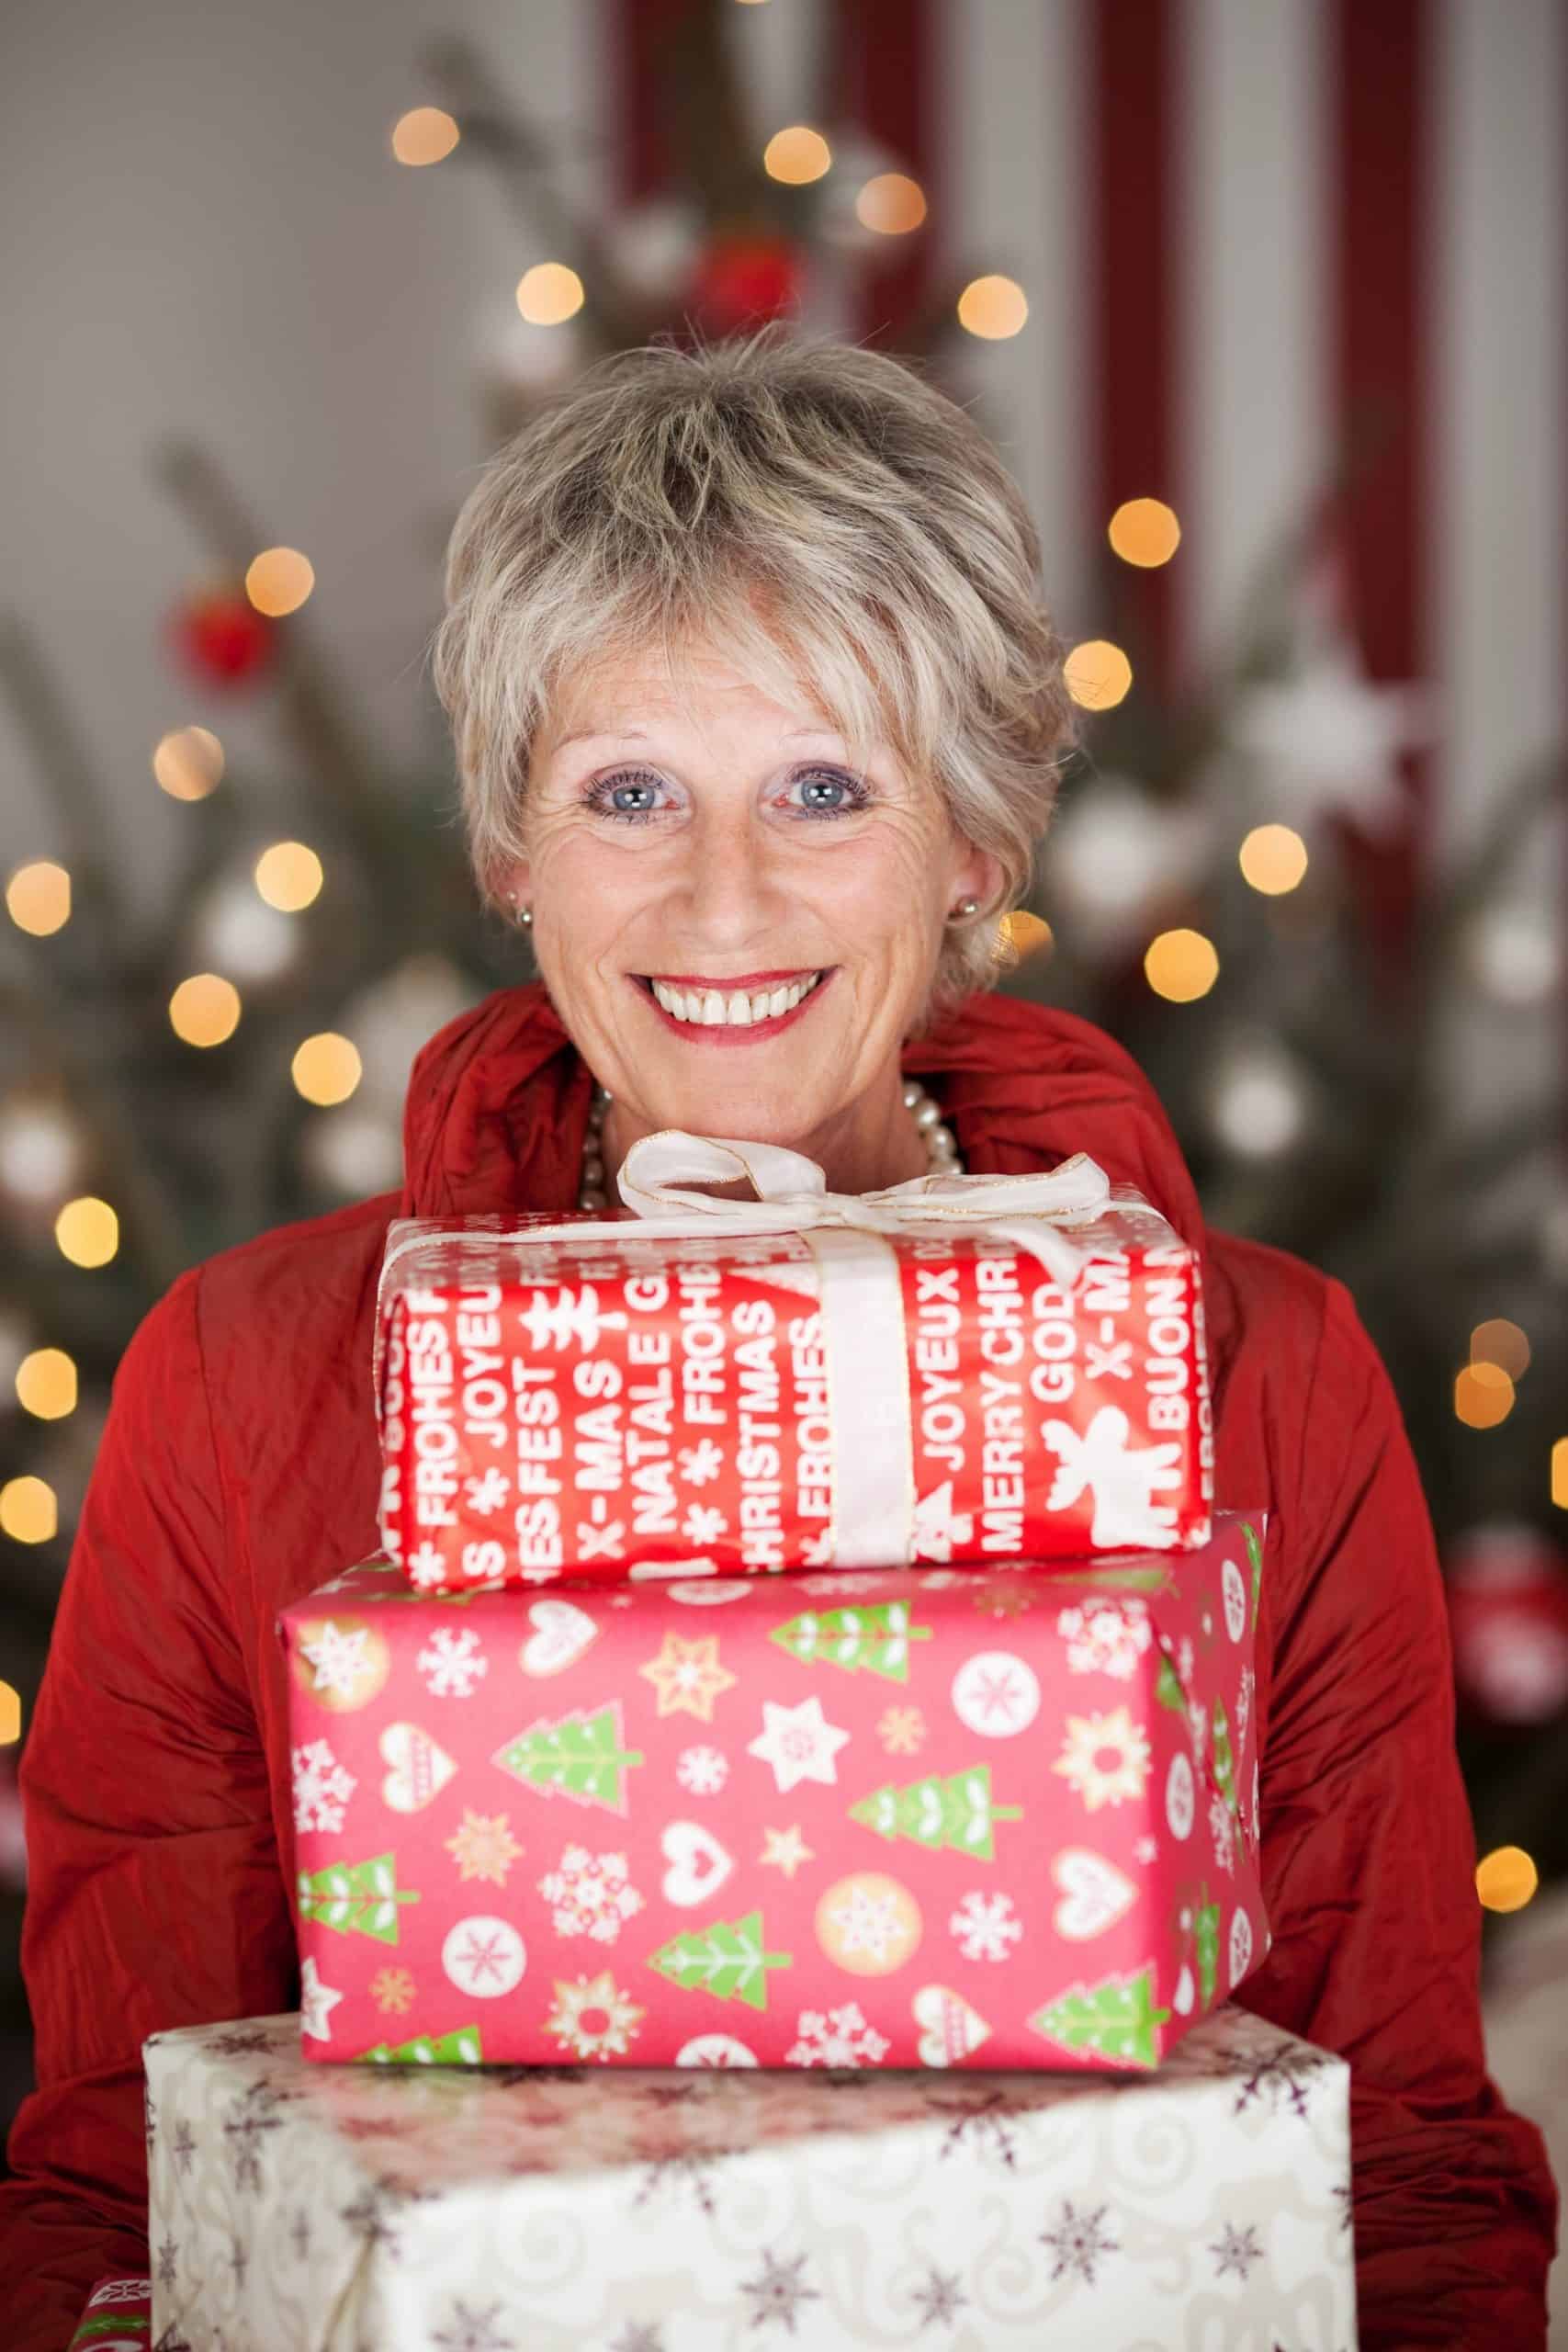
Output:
[609,1130,1116,1290]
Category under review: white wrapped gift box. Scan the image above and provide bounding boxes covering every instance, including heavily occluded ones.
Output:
[145,2002,1355,2349]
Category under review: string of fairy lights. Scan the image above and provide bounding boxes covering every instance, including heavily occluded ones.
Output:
[1,17,1562,1921]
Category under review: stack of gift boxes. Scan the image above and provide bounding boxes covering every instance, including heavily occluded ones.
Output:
[144,1156,1358,2348]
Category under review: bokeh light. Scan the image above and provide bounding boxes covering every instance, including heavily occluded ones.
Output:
[1108,498,1180,568]
[0,1682,19,1744]
[998,910,1054,960]
[1476,1846,1539,1913]
[245,548,314,617]
[391,107,459,166]
[517,264,584,324]
[1064,640,1133,712]
[254,841,323,912]
[956,275,1028,340]
[0,1476,57,1544]
[153,725,225,801]
[763,126,830,185]
[1470,1319,1530,1381]
[1238,825,1309,896]
[1145,929,1219,1003]
[15,1348,77,1420]
[856,174,926,235]
[169,973,242,1048]
[292,1033,363,1106]
[6,861,71,936]
[54,1196,118,1268]
[1455,1362,1515,1429]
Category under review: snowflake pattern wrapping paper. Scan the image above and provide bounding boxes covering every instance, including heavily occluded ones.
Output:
[373,1182,1213,1591]
[276,1514,1268,2071]
[143,1998,1354,2350]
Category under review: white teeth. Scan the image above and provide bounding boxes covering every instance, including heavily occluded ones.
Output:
[649,972,822,1026]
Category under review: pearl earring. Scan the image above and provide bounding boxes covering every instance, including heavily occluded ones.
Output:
[948,897,980,922]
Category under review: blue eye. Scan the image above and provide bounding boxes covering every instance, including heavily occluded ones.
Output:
[792,768,869,819]
[584,767,666,824]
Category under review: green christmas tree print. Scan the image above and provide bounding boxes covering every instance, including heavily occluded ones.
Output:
[363,2024,483,2065]
[1241,1519,1263,1629]
[1154,1653,1187,1715]
[297,1854,421,1944]
[771,1599,932,1682]
[492,1701,644,1814]
[849,1766,1021,1860]
[1212,1700,1237,1814]
[1193,1885,1222,2008]
[1029,1966,1172,2068]
[646,1909,792,2011]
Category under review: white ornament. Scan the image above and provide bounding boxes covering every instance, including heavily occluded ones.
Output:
[1221,1557,1248,1643]
[676,2033,759,2068]
[950,1651,1041,1739]
[1226,633,1438,839]
[1229,1908,1255,1989]
[442,1915,526,1997]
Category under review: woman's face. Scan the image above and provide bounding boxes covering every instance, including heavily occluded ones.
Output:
[506,641,999,1157]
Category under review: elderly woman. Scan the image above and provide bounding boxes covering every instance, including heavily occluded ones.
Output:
[1,327,1556,2348]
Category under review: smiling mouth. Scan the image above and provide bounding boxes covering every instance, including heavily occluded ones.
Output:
[634,969,828,1028]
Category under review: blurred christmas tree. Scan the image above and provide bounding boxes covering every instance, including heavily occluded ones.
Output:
[2,2,1565,2133]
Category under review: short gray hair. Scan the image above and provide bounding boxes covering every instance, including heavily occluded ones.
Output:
[429,323,1082,1023]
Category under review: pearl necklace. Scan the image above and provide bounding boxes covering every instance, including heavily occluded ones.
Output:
[578,1080,963,1210]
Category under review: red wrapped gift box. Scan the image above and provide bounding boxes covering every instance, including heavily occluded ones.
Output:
[374,1147,1214,1592]
[277,1512,1265,2073]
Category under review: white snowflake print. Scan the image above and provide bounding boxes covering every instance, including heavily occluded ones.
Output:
[678,1439,724,1487]
[681,1503,729,1548]
[747,1696,851,1792]
[1041,1407,1184,1549]
[291,1738,356,1834]
[949,1890,1023,1964]
[537,1845,645,1944]
[299,1620,374,1701]
[1055,1598,1153,1680]
[676,1745,729,1797]
[406,1540,448,1592]
[464,1468,510,1517]
[823,1880,909,1965]
[1235,1665,1254,1746]
[787,2001,891,2066]
[417,1626,490,1699]
[1134,1833,1159,1866]
[1189,1698,1209,1772]
[1209,1792,1236,1876]
[1177,1635,1195,1687]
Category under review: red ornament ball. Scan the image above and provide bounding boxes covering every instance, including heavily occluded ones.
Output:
[1445,1521,1568,1725]
[689,232,802,336]
[169,584,276,685]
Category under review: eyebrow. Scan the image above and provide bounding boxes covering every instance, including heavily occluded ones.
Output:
[551,724,845,752]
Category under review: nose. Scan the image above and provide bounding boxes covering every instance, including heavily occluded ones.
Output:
[671,802,792,950]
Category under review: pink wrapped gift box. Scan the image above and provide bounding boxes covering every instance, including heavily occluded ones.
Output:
[277,1512,1266,2071]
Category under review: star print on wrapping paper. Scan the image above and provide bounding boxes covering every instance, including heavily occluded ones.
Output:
[464,1469,511,1517]
[407,1540,448,1591]
[299,1620,374,1700]
[299,1956,343,2041]
[759,1824,814,1879]
[681,1503,728,1547]
[678,1439,724,1487]
[638,1632,737,1721]
[747,1696,850,1792]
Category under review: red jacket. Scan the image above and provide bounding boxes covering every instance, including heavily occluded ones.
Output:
[2,984,1557,2346]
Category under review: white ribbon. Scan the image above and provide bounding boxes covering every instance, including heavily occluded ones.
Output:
[377,1131,1151,1569]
